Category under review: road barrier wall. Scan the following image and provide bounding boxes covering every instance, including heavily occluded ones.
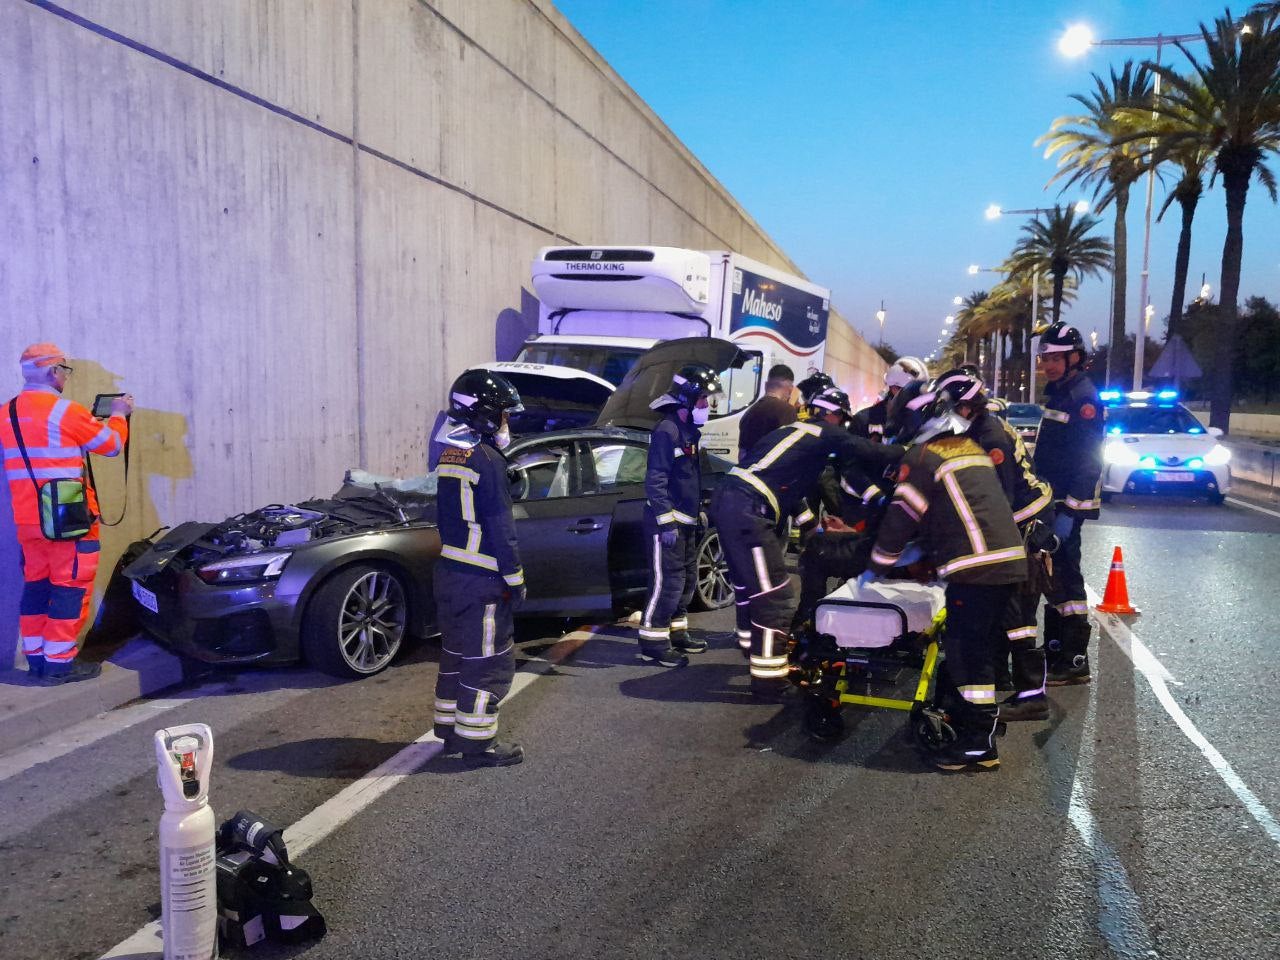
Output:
[0,0,883,666]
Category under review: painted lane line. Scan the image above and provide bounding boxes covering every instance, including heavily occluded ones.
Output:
[1088,584,1280,851]
[100,630,593,960]
[1066,692,1157,959]
[1226,496,1280,520]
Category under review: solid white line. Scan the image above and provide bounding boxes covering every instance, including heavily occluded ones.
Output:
[1226,496,1280,520]
[97,636,588,960]
[1088,583,1280,850]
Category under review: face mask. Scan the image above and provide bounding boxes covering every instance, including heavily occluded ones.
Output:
[692,407,710,426]
[494,423,512,449]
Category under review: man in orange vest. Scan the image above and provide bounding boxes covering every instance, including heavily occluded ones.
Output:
[1,343,132,684]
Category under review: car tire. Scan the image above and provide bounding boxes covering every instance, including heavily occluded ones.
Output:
[302,563,408,678]
[692,529,734,611]
[1101,492,1113,504]
[1209,493,1226,506]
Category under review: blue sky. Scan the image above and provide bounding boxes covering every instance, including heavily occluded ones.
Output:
[553,0,1280,362]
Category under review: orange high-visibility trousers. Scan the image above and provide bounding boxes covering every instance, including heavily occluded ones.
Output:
[17,523,101,663]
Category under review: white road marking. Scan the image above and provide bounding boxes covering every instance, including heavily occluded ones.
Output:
[1226,496,1280,520]
[1066,692,1156,958]
[99,633,591,960]
[1088,584,1280,850]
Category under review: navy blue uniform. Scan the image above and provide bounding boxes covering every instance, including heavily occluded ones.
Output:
[639,411,703,651]
[850,396,890,442]
[431,439,525,752]
[1033,371,1104,670]
[711,420,900,682]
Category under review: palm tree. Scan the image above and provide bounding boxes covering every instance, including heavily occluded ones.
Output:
[1137,7,1280,429]
[1005,206,1113,324]
[1039,62,1154,369]
[953,291,990,364]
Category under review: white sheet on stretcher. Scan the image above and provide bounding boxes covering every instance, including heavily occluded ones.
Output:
[814,579,946,649]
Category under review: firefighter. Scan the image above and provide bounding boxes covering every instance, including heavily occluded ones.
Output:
[0,343,132,684]
[429,369,527,767]
[850,356,928,441]
[710,387,902,700]
[794,371,836,421]
[867,382,1027,771]
[932,369,1055,722]
[1033,322,1105,686]
[638,363,724,667]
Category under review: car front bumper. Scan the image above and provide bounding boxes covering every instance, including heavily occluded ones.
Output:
[128,566,304,665]
[1102,464,1230,497]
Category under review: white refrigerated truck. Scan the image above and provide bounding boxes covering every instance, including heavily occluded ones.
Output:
[517,245,831,458]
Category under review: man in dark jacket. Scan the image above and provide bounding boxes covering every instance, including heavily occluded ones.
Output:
[868,383,1027,771]
[851,356,928,441]
[429,370,527,767]
[712,388,902,700]
[1033,322,1105,686]
[737,364,796,463]
[638,363,724,667]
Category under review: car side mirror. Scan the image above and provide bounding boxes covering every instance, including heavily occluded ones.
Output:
[1207,426,1223,438]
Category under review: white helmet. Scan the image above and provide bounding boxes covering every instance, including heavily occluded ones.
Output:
[885,356,928,390]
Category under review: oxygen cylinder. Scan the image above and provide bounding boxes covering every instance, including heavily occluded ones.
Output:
[155,723,219,960]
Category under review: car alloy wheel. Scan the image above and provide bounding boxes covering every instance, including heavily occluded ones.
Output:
[338,569,407,674]
[693,530,734,610]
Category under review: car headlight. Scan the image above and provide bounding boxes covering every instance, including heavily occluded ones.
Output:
[1204,444,1231,466]
[1104,441,1140,466]
[196,551,292,585]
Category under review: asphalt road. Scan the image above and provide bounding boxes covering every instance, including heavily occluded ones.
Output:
[0,491,1277,960]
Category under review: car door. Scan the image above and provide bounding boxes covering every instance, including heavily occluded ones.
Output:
[578,437,653,609]
[507,438,613,616]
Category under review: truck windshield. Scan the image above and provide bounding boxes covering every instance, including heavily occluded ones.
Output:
[710,353,763,419]
[516,344,645,386]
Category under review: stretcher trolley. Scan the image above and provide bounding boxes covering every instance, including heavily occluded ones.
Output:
[789,577,953,746]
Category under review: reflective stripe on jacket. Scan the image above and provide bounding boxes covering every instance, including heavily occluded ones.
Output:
[1,386,127,525]
[967,410,1053,528]
[870,434,1026,585]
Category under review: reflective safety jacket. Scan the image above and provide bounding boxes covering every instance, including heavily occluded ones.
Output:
[729,421,901,527]
[1034,371,1105,519]
[646,411,702,529]
[850,396,890,442]
[870,434,1026,585]
[967,410,1053,528]
[435,440,524,587]
[1,386,128,526]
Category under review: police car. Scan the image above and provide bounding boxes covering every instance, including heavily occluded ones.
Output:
[1099,390,1231,504]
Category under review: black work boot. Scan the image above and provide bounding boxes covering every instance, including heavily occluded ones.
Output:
[670,631,708,654]
[933,714,1000,771]
[39,659,102,685]
[460,742,524,767]
[999,693,1050,722]
[1047,654,1091,686]
[1002,647,1049,720]
[637,646,688,668]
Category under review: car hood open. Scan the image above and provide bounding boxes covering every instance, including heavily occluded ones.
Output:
[593,337,752,431]
[467,361,615,435]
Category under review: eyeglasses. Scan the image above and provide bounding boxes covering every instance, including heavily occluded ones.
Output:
[52,364,74,376]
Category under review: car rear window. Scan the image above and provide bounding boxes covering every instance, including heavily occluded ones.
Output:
[1105,405,1204,435]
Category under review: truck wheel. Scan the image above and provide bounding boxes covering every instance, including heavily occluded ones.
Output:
[692,529,734,610]
[302,564,407,678]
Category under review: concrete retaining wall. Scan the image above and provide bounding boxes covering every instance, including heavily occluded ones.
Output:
[1191,410,1280,439]
[0,0,883,666]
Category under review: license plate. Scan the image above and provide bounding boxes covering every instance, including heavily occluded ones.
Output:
[131,580,159,613]
[1154,471,1194,482]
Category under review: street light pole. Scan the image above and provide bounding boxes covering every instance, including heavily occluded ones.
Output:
[876,300,886,347]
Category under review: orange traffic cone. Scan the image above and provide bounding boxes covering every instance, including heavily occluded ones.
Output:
[1095,546,1139,615]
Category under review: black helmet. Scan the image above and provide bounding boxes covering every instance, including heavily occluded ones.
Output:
[884,379,967,445]
[1038,321,1087,363]
[796,371,836,403]
[957,362,981,379]
[932,368,986,408]
[650,362,723,410]
[806,386,852,420]
[447,369,524,434]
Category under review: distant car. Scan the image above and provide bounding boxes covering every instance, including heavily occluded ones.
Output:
[1004,402,1043,450]
[1099,390,1231,504]
[123,338,752,678]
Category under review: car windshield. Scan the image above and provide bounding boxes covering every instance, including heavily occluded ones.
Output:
[1105,404,1204,435]
[1006,404,1041,419]
[516,344,645,386]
